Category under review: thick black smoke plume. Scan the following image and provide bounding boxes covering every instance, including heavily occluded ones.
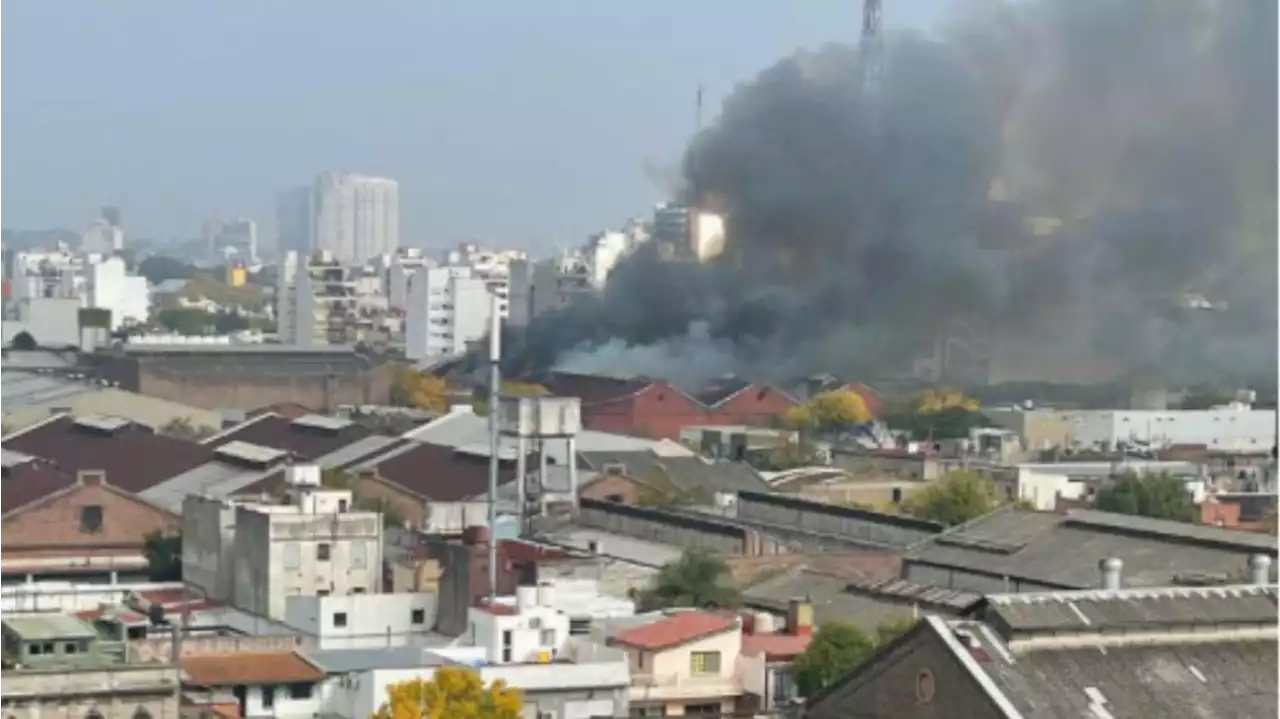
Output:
[507,0,1276,389]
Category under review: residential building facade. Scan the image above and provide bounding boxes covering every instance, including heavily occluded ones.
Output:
[404,265,502,361]
[311,172,400,264]
[182,465,384,619]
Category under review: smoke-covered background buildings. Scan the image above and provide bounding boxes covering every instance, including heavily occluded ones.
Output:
[507,0,1277,391]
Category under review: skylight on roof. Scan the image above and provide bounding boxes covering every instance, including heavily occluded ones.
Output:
[216,440,287,466]
[291,414,354,432]
[73,415,130,432]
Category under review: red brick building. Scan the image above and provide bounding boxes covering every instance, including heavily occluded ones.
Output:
[544,372,800,439]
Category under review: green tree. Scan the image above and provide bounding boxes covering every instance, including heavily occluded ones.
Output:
[143,530,183,581]
[372,667,523,719]
[874,615,919,646]
[159,417,214,441]
[900,469,998,526]
[9,331,38,350]
[793,622,877,697]
[793,617,922,697]
[322,468,351,488]
[1095,472,1195,523]
[138,255,195,284]
[638,549,741,611]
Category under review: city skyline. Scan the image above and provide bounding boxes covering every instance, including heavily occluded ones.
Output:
[1,0,949,249]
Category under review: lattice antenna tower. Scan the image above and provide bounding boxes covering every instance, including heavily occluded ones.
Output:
[860,0,886,117]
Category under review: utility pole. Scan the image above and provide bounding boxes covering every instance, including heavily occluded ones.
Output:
[486,290,503,600]
[860,0,886,106]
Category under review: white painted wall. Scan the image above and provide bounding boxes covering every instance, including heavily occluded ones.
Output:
[285,593,437,649]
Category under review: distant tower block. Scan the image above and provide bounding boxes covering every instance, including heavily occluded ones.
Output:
[498,396,583,529]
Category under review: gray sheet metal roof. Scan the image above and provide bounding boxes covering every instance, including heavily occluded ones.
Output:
[140,461,279,512]
[3,613,97,640]
[306,645,451,673]
[950,613,1279,719]
[743,569,926,633]
[2,371,99,409]
[408,412,676,464]
[986,584,1279,633]
[579,450,770,496]
[316,434,404,468]
[904,507,1278,589]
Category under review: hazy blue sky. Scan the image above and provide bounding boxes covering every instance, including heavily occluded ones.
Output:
[3,0,949,251]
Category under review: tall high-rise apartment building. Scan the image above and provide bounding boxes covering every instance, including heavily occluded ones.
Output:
[311,172,400,264]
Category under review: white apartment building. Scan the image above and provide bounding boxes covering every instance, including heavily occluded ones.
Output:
[284,592,438,650]
[277,250,360,347]
[87,256,150,330]
[327,582,632,719]
[404,265,502,361]
[82,219,125,254]
[1023,404,1277,453]
[507,222,649,328]
[312,172,400,264]
[182,463,384,620]
[203,217,258,260]
[384,248,435,312]
[653,203,725,262]
[10,246,91,301]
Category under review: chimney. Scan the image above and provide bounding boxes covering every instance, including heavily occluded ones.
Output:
[1248,554,1272,586]
[1099,557,1123,590]
[787,598,813,636]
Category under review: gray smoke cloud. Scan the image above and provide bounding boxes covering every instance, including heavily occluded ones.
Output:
[507,0,1276,391]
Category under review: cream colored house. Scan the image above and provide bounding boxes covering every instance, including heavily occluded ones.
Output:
[606,606,813,717]
[3,386,222,435]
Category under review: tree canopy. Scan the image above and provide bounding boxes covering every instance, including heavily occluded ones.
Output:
[9,331,37,350]
[908,388,981,414]
[143,530,183,581]
[393,370,449,412]
[1095,472,1195,523]
[900,469,999,526]
[793,617,920,697]
[159,417,214,441]
[885,405,993,441]
[781,389,872,432]
[638,548,741,611]
[371,667,522,719]
[137,255,195,284]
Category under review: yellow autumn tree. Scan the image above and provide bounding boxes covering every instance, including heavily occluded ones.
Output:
[502,381,550,397]
[781,389,871,431]
[908,388,980,414]
[392,369,449,412]
[371,667,523,719]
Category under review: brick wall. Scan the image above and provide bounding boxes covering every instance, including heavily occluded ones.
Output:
[129,634,299,663]
[806,625,1006,719]
[138,363,394,412]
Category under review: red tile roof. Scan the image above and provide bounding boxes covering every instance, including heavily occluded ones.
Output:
[4,416,212,495]
[1,460,76,513]
[612,611,736,650]
[207,414,373,460]
[741,631,812,661]
[372,442,521,502]
[546,372,655,405]
[475,598,519,615]
[182,652,325,686]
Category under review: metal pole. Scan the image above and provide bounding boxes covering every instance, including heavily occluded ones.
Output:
[487,290,503,600]
[516,436,528,536]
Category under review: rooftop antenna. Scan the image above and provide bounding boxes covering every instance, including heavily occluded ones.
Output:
[486,289,503,600]
[860,0,886,105]
[695,83,705,137]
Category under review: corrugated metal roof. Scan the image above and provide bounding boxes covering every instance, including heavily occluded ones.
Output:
[140,461,279,512]
[3,613,97,640]
[2,371,99,409]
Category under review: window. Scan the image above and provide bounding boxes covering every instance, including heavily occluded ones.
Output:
[690,651,721,675]
[338,499,349,513]
[683,704,719,715]
[540,629,556,646]
[317,589,330,597]
[289,683,314,700]
[351,587,366,595]
[261,685,276,709]
[333,612,348,628]
[501,630,513,663]
[64,642,79,654]
[133,709,154,719]
[411,609,426,625]
[80,505,104,533]
[283,543,301,570]
[569,618,591,635]
[891,487,904,504]
[317,543,331,561]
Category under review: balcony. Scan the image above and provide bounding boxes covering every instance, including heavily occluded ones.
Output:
[628,673,743,703]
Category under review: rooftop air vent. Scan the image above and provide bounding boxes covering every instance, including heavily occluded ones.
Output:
[291,414,354,433]
[74,415,130,434]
